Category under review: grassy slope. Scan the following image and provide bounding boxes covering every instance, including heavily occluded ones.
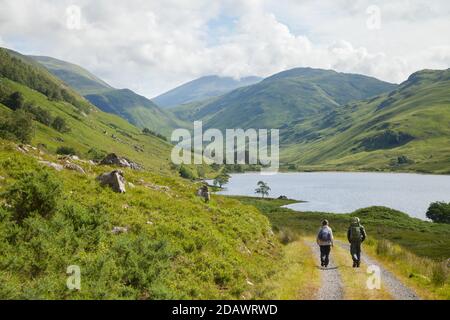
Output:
[30,55,184,136]
[0,143,281,299]
[282,69,450,173]
[29,55,113,95]
[84,89,187,136]
[0,77,172,171]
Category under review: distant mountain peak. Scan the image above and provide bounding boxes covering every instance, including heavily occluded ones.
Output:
[152,75,263,108]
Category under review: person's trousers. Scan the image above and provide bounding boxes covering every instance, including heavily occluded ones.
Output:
[319,245,331,266]
[350,242,362,262]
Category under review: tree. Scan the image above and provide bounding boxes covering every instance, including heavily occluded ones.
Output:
[51,116,69,133]
[214,173,230,188]
[426,202,450,224]
[255,181,271,198]
[0,109,34,143]
[25,104,53,126]
[5,91,24,110]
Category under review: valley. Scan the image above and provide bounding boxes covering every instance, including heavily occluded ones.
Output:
[0,45,448,300]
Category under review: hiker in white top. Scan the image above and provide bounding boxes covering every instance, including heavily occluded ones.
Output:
[316,220,334,268]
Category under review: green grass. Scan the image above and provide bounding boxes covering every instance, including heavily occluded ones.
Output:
[0,142,282,299]
[232,196,450,299]
[233,196,450,259]
[260,240,319,300]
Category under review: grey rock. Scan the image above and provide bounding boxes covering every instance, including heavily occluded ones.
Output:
[64,162,86,174]
[100,153,142,170]
[97,170,126,193]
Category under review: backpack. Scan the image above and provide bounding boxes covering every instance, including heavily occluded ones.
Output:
[350,224,362,242]
[318,228,331,242]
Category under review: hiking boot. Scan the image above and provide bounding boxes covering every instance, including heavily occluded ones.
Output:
[352,261,357,268]
[356,261,361,268]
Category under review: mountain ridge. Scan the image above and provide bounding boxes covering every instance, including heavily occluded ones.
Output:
[153,75,262,108]
[30,55,181,135]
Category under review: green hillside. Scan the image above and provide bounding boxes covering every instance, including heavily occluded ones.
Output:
[0,47,286,299]
[30,55,113,95]
[153,75,262,108]
[282,69,450,173]
[30,55,183,136]
[84,89,186,136]
[176,68,396,130]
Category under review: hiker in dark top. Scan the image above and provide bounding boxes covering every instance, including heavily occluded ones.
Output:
[347,217,367,268]
[316,220,334,268]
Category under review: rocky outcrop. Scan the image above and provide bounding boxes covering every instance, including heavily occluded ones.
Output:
[39,161,64,171]
[63,162,86,174]
[97,170,126,193]
[99,153,142,170]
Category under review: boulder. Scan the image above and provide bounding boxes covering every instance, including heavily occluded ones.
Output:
[97,170,126,193]
[39,161,64,171]
[100,153,143,170]
[100,153,130,167]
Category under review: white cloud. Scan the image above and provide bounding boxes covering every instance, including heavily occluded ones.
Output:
[0,0,449,97]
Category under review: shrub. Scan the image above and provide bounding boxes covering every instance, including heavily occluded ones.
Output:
[426,202,450,223]
[86,148,107,161]
[51,116,69,133]
[278,228,298,245]
[56,146,77,156]
[24,104,53,126]
[376,239,394,256]
[213,173,230,188]
[179,165,197,180]
[4,91,24,110]
[142,127,167,141]
[431,261,449,286]
[5,169,62,222]
[0,109,34,143]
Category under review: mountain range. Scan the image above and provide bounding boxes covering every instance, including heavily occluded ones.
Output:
[173,68,397,130]
[152,75,262,108]
[17,47,450,174]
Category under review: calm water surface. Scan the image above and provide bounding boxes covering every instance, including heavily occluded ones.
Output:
[216,172,450,219]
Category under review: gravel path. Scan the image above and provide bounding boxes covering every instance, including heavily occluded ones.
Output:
[335,240,420,300]
[306,241,344,300]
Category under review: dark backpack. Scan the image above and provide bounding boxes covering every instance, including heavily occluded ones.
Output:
[349,224,362,242]
[318,228,331,242]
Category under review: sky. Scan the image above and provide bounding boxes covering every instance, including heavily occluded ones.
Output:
[0,0,449,98]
